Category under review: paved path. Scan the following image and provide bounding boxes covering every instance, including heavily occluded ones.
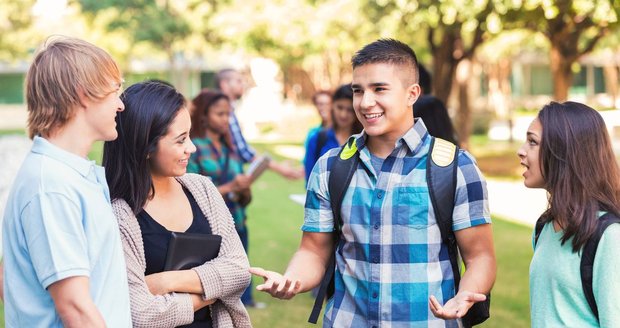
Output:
[486,179,547,227]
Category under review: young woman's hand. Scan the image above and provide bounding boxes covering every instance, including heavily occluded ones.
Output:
[190,294,216,311]
[249,267,302,300]
[429,291,487,319]
[145,271,175,295]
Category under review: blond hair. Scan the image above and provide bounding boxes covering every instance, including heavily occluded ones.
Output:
[25,36,122,138]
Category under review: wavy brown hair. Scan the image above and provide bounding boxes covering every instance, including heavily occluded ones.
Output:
[538,101,620,252]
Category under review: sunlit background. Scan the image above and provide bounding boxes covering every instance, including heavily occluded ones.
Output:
[1,1,620,327]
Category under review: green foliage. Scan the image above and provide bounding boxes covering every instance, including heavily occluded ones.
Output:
[0,0,37,61]
[79,0,190,52]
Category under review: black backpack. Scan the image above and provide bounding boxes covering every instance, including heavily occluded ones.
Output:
[314,129,329,164]
[308,137,491,327]
[533,213,620,321]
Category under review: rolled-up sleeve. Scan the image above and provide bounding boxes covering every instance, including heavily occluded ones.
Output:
[452,151,491,231]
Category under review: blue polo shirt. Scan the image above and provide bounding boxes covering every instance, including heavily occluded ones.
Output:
[2,136,132,327]
[303,119,491,327]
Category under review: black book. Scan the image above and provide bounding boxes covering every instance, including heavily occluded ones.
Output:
[163,232,222,271]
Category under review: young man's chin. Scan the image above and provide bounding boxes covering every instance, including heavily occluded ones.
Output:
[101,131,119,142]
[362,126,384,137]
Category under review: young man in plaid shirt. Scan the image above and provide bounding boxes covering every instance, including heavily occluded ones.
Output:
[251,39,496,327]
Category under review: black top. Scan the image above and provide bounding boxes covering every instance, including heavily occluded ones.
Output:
[137,186,213,328]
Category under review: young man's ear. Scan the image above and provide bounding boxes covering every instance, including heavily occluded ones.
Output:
[76,88,91,110]
[407,83,421,107]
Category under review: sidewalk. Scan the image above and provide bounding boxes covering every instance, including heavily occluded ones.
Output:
[486,179,547,227]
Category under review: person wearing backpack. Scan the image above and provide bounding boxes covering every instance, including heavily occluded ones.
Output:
[303,84,363,182]
[250,39,496,327]
[518,101,620,327]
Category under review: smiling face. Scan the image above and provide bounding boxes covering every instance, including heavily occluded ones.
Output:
[351,62,420,144]
[517,118,545,189]
[149,108,196,178]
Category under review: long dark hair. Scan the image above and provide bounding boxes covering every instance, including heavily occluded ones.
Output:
[538,101,620,252]
[331,84,363,135]
[414,95,458,144]
[103,81,186,214]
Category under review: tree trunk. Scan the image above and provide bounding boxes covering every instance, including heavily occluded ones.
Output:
[455,59,473,149]
[550,44,574,101]
[431,34,458,104]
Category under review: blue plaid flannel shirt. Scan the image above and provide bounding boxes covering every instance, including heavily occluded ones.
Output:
[302,119,491,328]
[229,110,255,164]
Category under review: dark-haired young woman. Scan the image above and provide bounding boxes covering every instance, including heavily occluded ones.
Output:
[517,101,620,327]
[186,89,258,307]
[103,81,251,328]
[303,84,363,182]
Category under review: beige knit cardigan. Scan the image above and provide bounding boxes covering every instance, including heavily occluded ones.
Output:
[111,173,252,328]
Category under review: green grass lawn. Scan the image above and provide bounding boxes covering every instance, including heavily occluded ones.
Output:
[0,140,532,327]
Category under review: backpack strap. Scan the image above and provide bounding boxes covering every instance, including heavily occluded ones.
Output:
[426,137,459,285]
[314,129,329,165]
[580,212,620,321]
[533,216,546,248]
[427,137,490,327]
[308,138,360,324]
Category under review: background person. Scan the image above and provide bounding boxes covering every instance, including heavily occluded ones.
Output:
[187,89,258,309]
[518,101,620,327]
[216,68,304,180]
[303,84,363,182]
[103,81,251,327]
[413,95,458,144]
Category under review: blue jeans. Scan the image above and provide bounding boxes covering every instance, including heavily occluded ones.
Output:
[237,226,253,305]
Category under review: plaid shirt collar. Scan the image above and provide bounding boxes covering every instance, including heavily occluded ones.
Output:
[350,118,430,162]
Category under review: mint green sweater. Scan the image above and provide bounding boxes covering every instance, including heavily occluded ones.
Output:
[530,219,620,327]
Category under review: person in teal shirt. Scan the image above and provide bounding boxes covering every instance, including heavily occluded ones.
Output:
[187,89,259,307]
[517,101,620,327]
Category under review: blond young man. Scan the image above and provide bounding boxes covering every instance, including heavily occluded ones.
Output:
[2,36,132,327]
[251,39,496,327]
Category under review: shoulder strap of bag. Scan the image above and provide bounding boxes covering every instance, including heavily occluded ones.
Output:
[314,129,329,164]
[580,212,620,321]
[427,137,490,327]
[533,216,546,248]
[426,137,459,285]
[308,138,360,324]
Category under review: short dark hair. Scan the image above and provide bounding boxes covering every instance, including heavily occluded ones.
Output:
[351,38,419,85]
[103,81,186,214]
[418,64,432,95]
[215,68,236,90]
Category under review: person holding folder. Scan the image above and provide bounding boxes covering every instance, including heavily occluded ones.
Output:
[103,81,252,328]
[187,89,262,309]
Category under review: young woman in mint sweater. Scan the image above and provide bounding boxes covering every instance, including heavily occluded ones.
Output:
[517,101,620,327]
